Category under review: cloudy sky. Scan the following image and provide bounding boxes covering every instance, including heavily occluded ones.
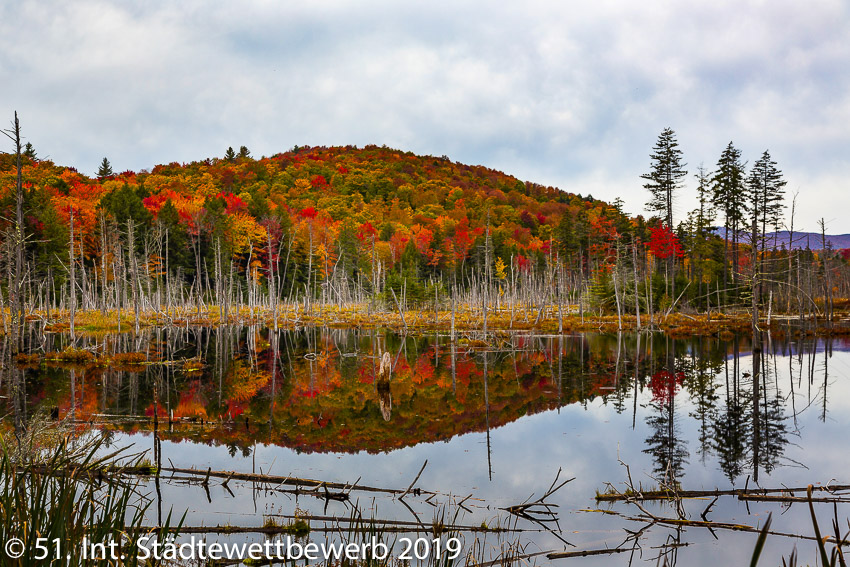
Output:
[2,0,848,232]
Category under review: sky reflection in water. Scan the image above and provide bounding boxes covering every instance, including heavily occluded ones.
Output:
[8,328,850,565]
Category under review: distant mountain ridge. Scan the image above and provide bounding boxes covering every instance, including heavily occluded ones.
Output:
[767,231,850,250]
[715,228,850,250]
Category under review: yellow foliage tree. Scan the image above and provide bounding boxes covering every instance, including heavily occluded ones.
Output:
[227,212,268,254]
[495,256,507,280]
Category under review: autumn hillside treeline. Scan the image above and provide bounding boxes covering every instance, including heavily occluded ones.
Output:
[0,143,847,322]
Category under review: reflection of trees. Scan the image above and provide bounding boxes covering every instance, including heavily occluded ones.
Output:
[643,338,689,484]
[682,343,721,463]
[611,333,628,415]
[713,391,751,483]
[3,328,802,468]
[641,333,697,485]
[753,340,788,476]
[758,393,787,474]
[643,373,689,484]
[713,337,789,484]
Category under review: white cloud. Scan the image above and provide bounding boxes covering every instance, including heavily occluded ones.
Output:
[1,0,848,230]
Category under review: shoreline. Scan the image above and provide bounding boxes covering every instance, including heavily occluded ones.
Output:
[15,304,850,338]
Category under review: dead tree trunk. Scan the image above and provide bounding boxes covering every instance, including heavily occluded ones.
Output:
[267,230,277,330]
[69,206,76,341]
[100,213,108,316]
[820,219,833,326]
[632,237,641,330]
[128,218,140,334]
[2,112,25,350]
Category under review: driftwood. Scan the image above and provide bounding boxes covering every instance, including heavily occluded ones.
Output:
[596,483,850,502]
[548,547,632,559]
[740,494,850,504]
[586,508,850,546]
[598,462,850,558]
[160,465,432,496]
[145,518,517,535]
[398,460,427,499]
[502,468,574,547]
[265,513,524,532]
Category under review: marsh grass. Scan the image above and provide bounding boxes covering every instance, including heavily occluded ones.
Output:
[0,416,182,565]
[750,486,849,567]
[22,303,771,337]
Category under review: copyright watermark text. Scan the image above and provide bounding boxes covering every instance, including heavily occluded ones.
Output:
[3,535,462,562]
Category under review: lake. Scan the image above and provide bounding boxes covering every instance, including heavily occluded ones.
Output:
[4,327,849,565]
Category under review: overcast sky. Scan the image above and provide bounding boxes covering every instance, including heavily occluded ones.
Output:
[2,0,848,232]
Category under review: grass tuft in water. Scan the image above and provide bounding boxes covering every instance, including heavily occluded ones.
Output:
[0,415,182,566]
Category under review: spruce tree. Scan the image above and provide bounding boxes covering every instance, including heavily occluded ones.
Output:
[97,157,114,178]
[747,150,786,311]
[224,146,236,161]
[642,127,687,229]
[642,127,687,302]
[748,150,786,248]
[712,142,747,287]
[23,142,36,160]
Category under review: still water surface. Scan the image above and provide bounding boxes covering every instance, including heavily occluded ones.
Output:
[5,327,850,565]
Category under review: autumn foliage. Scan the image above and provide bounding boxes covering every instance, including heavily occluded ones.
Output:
[0,143,695,313]
[647,223,684,259]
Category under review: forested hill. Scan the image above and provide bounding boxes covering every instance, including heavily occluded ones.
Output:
[4,142,850,318]
[714,228,850,251]
[0,144,635,295]
[765,231,850,251]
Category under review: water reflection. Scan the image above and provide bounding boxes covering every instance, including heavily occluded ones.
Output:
[2,328,848,486]
[5,327,850,565]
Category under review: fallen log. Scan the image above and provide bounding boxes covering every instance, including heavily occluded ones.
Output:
[548,547,631,559]
[596,483,850,502]
[160,465,432,496]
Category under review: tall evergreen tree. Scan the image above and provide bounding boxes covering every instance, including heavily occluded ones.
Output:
[224,146,236,162]
[642,127,686,301]
[97,157,114,178]
[712,142,747,286]
[748,150,786,250]
[694,165,715,239]
[747,150,786,313]
[23,142,36,160]
[642,127,687,229]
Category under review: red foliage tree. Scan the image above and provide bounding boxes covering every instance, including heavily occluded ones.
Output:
[215,192,247,214]
[357,221,377,243]
[299,206,318,219]
[647,224,684,259]
[515,254,531,272]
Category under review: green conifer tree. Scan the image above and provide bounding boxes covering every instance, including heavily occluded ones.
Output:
[642,127,687,229]
[712,142,747,288]
[97,157,114,178]
[748,150,786,246]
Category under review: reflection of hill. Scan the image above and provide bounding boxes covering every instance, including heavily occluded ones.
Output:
[103,352,599,454]
[7,328,751,454]
[14,329,634,453]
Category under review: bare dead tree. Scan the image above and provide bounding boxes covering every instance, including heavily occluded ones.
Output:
[69,206,76,341]
[2,112,25,350]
